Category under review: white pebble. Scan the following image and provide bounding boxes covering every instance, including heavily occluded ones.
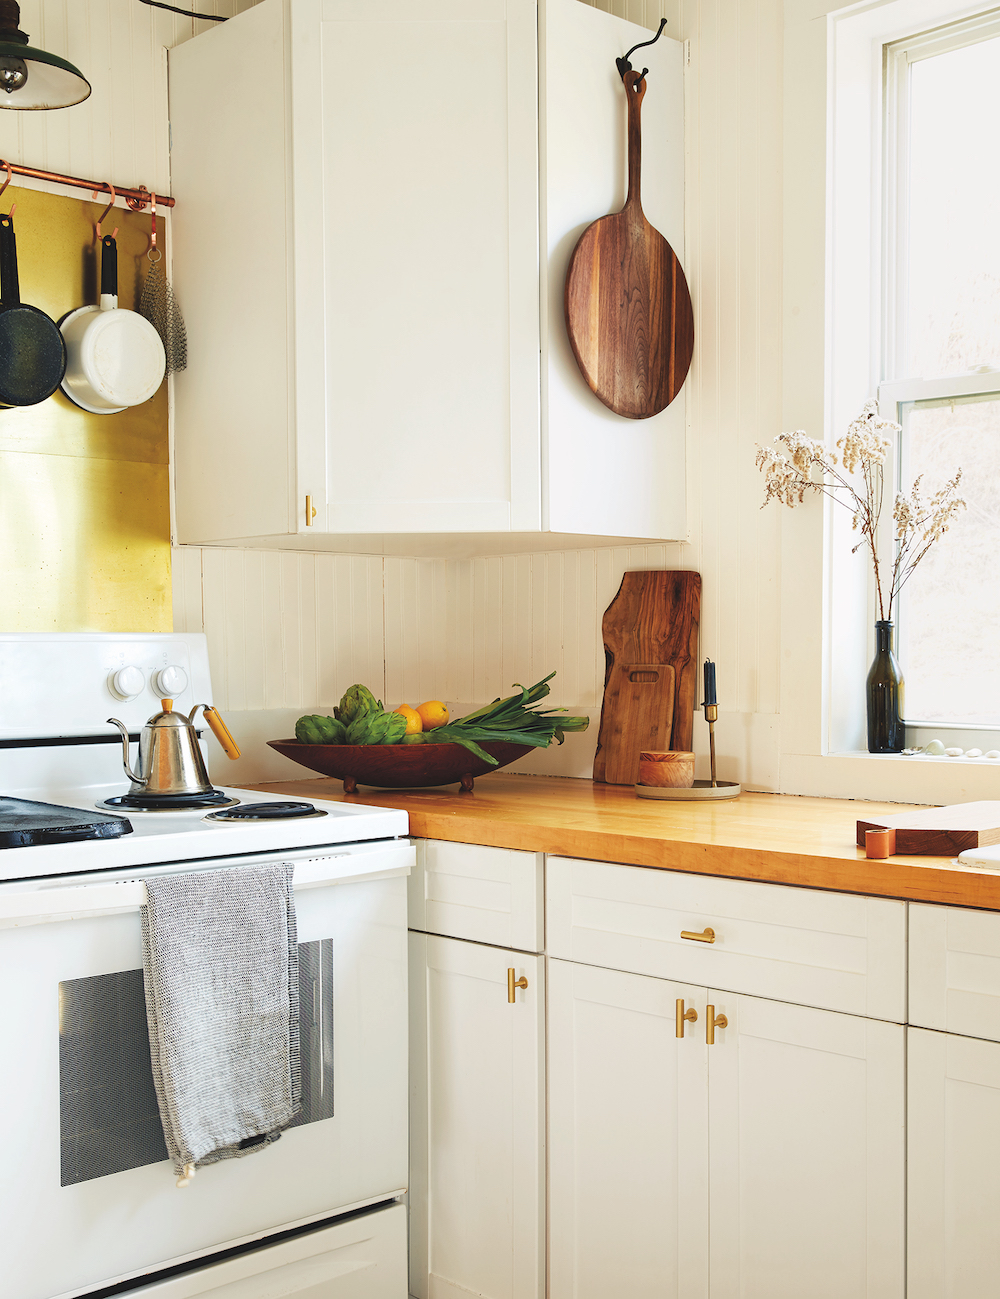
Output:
[987,751,1000,760]
[966,748,983,758]
[945,747,964,757]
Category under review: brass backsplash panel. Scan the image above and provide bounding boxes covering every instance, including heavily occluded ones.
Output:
[0,184,170,632]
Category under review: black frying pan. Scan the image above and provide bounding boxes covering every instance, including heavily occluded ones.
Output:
[0,211,66,406]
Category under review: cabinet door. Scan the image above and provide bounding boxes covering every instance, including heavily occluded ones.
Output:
[908,1027,1000,1297]
[547,958,709,1299]
[706,993,905,1299]
[408,934,543,1299]
[301,0,541,536]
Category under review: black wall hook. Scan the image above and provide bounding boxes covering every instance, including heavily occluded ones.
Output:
[615,17,668,82]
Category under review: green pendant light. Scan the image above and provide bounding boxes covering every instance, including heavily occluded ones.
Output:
[0,0,90,110]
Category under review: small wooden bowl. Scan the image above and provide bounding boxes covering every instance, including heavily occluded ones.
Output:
[638,750,695,788]
[267,738,533,793]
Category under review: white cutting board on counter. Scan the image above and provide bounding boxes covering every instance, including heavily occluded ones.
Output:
[959,843,1000,868]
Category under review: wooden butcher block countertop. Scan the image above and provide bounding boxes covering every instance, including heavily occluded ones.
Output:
[244,773,1000,911]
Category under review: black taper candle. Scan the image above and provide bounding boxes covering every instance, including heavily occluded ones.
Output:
[703,659,717,707]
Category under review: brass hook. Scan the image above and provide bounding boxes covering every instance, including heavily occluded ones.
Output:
[93,183,118,241]
[0,161,17,218]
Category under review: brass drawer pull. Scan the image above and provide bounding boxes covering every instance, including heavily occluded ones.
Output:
[675,998,698,1038]
[507,968,528,1003]
[681,927,716,944]
[706,1004,728,1045]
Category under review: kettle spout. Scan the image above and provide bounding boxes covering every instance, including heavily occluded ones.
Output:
[107,717,147,787]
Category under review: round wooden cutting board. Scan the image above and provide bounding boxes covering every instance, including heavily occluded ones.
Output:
[564,70,694,419]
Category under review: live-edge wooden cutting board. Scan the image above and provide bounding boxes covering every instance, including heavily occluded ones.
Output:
[856,801,1000,855]
[594,571,701,786]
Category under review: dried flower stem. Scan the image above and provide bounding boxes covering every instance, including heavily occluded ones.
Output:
[755,402,965,621]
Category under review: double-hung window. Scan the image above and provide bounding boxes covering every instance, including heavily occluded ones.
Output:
[879,13,1000,741]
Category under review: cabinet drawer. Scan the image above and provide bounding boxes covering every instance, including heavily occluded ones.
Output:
[910,903,1000,1041]
[409,840,543,952]
[546,856,906,1020]
[128,1202,407,1298]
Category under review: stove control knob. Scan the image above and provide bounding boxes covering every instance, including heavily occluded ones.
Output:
[152,665,189,698]
[109,666,145,700]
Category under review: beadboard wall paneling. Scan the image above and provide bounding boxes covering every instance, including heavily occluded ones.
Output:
[195,548,385,715]
[170,540,203,635]
[0,0,244,193]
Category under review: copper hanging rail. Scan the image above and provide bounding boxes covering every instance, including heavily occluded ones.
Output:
[0,161,173,210]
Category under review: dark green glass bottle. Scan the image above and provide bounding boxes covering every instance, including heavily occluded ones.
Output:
[867,620,904,753]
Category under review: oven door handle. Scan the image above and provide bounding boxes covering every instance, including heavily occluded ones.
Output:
[0,844,414,928]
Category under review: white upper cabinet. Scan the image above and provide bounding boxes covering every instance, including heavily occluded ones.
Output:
[169,0,687,556]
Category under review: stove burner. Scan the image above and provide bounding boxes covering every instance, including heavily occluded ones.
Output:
[204,801,328,823]
[98,790,241,812]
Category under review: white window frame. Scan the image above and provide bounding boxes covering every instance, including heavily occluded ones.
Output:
[777,0,1000,803]
[878,14,1000,744]
[881,10,1000,384]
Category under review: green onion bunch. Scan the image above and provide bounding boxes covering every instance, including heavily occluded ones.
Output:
[429,672,589,765]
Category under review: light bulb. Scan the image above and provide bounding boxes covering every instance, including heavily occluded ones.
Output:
[0,54,27,93]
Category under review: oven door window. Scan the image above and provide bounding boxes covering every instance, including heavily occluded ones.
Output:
[59,938,335,1187]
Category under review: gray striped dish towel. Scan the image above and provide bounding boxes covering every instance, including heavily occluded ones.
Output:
[141,863,301,1186]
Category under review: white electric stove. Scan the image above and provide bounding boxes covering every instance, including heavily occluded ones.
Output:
[0,633,411,1299]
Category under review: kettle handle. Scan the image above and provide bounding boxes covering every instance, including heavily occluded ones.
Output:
[106,717,148,786]
[191,704,241,760]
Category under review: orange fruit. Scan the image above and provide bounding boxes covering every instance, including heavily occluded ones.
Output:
[393,704,423,735]
[416,700,449,730]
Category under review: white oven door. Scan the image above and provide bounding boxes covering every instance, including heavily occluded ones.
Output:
[0,841,411,1299]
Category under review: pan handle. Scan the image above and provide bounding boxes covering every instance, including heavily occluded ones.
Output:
[100,233,118,306]
[0,213,20,306]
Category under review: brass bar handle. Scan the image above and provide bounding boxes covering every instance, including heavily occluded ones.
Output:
[706,1005,728,1045]
[675,998,698,1038]
[507,968,528,1003]
[681,927,716,944]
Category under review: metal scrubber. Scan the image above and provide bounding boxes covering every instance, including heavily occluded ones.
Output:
[140,250,187,375]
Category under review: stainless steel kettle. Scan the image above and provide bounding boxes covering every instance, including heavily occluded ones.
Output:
[107,699,241,797]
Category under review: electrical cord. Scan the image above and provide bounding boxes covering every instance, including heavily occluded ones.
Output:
[138,0,227,21]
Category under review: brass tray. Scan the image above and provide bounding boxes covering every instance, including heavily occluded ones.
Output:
[634,779,741,801]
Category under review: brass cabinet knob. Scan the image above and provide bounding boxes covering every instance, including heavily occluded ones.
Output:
[507,968,528,1003]
[680,927,716,944]
[706,1004,728,1045]
[675,998,698,1038]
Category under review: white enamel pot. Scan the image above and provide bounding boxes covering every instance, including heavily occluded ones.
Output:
[59,233,165,414]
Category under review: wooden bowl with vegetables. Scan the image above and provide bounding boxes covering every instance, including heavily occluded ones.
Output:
[268,674,588,793]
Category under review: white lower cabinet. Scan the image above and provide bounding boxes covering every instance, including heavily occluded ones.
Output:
[408,932,543,1299]
[707,992,905,1299]
[547,959,709,1298]
[908,1026,1000,1297]
[409,843,911,1297]
[547,961,905,1299]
